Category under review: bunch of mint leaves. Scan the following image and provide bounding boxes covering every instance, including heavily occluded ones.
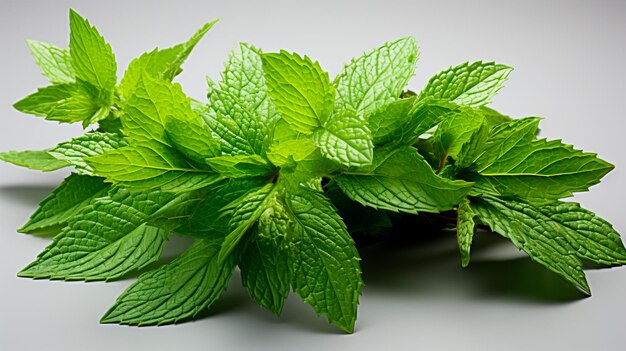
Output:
[2,9,625,333]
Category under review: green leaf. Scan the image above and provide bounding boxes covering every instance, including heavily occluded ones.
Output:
[48,132,127,176]
[334,37,419,117]
[471,196,626,294]
[432,108,488,169]
[18,187,182,280]
[420,61,513,107]
[267,138,318,168]
[218,183,276,262]
[456,197,475,267]
[471,117,615,203]
[176,178,268,238]
[0,150,68,172]
[91,74,222,191]
[286,186,362,333]
[313,112,373,167]
[118,20,218,97]
[45,82,108,124]
[164,115,220,164]
[88,142,222,192]
[478,106,512,128]
[69,9,117,91]
[101,238,238,325]
[262,51,333,133]
[335,146,473,213]
[203,43,277,156]
[19,174,109,235]
[14,84,75,117]
[369,97,458,146]
[218,43,278,125]
[239,199,292,315]
[205,154,274,178]
[26,40,75,84]
[121,74,202,146]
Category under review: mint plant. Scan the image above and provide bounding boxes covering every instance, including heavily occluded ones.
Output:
[2,9,625,333]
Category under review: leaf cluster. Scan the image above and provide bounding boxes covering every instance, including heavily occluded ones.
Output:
[2,9,624,333]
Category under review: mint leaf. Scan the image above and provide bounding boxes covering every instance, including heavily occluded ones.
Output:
[18,187,181,280]
[164,114,220,164]
[335,146,472,213]
[286,185,362,333]
[121,74,200,145]
[240,200,292,315]
[89,74,222,192]
[334,37,418,117]
[19,174,108,235]
[14,84,75,117]
[267,138,318,167]
[262,51,333,133]
[219,183,276,261]
[27,40,75,84]
[49,132,127,176]
[456,197,475,267]
[218,43,278,125]
[471,117,614,203]
[101,238,237,325]
[478,106,512,128]
[420,61,512,107]
[369,97,457,146]
[176,178,268,238]
[205,154,274,178]
[88,142,223,192]
[203,44,277,156]
[69,9,117,91]
[118,20,218,97]
[472,196,626,294]
[46,82,109,124]
[432,107,488,169]
[0,150,68,171]
[313,112,373,167]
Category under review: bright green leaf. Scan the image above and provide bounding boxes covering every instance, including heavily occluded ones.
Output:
[472,196,626,294]
[49,132,127,176]
[18,187,182,280]
[335,146,473,213]
[313,112,373,167]
[19,174,109,235]
[456,197,475,267]
[118,20,218,97]
[334,37,419,117]
[26,40,75,84]
[101,238,238,325]
[262,51,333,133]
[0,150,68,172]
[286,186,362,333]
[420,61,512,107]
[471,118,615,203]
[69,9,117,91]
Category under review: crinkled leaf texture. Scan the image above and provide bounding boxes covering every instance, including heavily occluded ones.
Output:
[19,174,109,235]
[3,13,624,335]
[286,186,362,333]
[420,61,512,107]
[472,196,626,294]
[469,118,614,204]
[335,146,472,213]
[101,238,238,325]
[19,187,183,281]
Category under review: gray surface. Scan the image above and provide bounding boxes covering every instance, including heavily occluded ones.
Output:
[1,0,625,350]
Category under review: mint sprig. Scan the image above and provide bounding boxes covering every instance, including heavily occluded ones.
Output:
[2,9,625,333]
